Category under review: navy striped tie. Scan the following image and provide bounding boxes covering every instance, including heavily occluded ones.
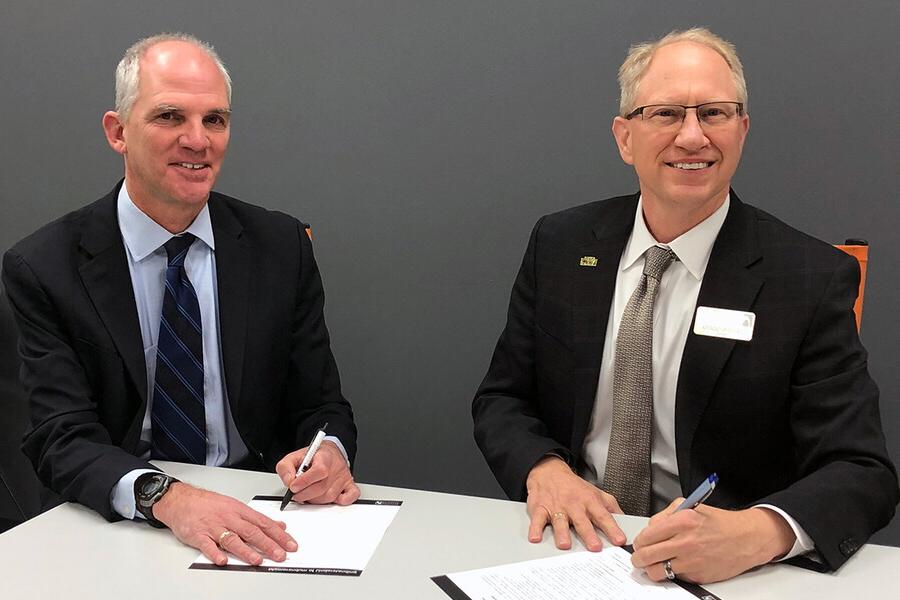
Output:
[150,234,206,463]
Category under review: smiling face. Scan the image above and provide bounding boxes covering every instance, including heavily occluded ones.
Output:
[612,41,749,231]
[103,40,231,229]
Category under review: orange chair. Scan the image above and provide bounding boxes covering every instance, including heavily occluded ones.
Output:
[834,239,868,331]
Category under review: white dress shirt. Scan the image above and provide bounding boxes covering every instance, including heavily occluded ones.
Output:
[580,195,813,559]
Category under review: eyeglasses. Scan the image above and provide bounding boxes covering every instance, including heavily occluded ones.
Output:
[625,101,744,129]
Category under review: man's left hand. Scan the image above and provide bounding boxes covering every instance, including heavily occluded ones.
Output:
[630,500,796,584]
[275,441,360,505]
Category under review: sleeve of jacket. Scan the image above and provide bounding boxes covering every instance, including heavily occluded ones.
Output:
[472,216,572,501]
[283,220,357,466]
[2,249,155,521]
[759,251,898,570]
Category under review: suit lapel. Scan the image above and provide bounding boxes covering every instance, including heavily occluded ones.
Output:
[674,193,763,488]
[78,188,147,435]
[569,196,636,454]
[209,196,250,411]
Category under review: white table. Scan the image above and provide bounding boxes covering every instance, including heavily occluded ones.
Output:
[0,462,895,599]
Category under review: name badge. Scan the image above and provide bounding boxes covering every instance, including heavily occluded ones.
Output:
[693,306,755,341]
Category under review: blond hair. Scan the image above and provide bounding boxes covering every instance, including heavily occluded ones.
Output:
[617,27,747,116]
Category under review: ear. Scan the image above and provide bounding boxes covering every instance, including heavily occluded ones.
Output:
[611,116,634,165]
[102,111,127,155]
[737,111,750,150]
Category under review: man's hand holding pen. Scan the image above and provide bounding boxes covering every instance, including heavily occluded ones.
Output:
[631,502,796,584]
[276,440,360,507]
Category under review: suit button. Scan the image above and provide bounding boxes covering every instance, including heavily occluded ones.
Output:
[839,538,858,557]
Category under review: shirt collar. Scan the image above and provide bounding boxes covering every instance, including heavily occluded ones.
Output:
[117,183,215,262]
[621,194,730,280]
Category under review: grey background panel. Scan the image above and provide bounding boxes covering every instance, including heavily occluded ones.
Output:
[1,1,897,543]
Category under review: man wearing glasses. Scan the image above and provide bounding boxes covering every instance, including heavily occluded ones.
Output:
[473,28,897,583]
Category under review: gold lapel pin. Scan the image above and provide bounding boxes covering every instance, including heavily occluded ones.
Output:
[579,256,598,267]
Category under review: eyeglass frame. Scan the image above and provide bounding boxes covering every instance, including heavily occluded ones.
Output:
[624,101,745,126]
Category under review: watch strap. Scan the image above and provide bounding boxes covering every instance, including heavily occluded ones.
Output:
[134,472,180,528]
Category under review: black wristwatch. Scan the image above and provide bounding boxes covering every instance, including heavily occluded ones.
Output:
[134,472,180,528]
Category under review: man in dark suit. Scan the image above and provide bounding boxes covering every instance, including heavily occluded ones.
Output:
[473,28,897,583]
[2,33,358,567]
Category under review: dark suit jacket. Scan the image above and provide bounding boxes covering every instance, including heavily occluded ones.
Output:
[2,183,357,521]
[472,191,897,570]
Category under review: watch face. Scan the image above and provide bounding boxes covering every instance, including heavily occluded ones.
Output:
[135,474,177,527]
[140,476,164,498]
[138,474,171,507]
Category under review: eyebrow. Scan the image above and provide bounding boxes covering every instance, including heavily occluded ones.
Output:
[151,104,232,115]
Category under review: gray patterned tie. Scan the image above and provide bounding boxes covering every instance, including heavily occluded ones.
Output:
[605,245,676,516]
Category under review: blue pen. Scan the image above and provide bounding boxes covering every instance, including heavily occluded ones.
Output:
[675,473,718,511]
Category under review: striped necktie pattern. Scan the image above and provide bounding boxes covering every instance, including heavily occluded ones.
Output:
[150,233,207,463]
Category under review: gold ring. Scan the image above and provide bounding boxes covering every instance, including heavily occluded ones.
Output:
[551,511,568,521]
[218,530,236,547]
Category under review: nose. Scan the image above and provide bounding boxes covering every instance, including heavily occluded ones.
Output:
[179,119,210,152]
[674,109,710,152]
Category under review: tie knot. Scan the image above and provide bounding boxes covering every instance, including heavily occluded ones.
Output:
[163,234,196,267]
[643,245,675,281]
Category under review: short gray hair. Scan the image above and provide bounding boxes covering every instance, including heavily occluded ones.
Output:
[114,32,232,121]
[617,27,747,117]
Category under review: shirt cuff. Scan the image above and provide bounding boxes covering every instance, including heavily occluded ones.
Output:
[324,435,350,465]
[754,503,816,560]
[109,468,161,520]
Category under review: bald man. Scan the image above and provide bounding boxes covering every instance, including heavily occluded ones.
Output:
[3,33,358,566]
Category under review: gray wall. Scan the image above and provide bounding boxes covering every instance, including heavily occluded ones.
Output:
[2,1,898,544]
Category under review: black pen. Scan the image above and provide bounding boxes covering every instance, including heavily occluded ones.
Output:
[279,423,328,511]
[675,473,718,512]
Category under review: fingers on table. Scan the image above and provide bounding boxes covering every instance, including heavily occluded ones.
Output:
[588,502,626,546]
[527,504,551,542]
[570,511,603,551]
[549,510,574,550]
[197,533,229,566]
[218,527,264,565]
[213,512,299,565]
[528,502,611,551]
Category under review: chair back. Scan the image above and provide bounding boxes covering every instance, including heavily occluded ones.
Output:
[834,239,868,331]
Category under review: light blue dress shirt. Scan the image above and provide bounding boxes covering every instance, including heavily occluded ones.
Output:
[110,184,250,519]
[109,184,348,520]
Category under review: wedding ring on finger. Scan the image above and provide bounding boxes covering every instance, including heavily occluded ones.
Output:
[551,511,568,522]
[218,530,236,548]
[664,559,676,581]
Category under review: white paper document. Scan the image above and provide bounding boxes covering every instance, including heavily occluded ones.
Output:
[190,496,402,575]
[434,547,718,600]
